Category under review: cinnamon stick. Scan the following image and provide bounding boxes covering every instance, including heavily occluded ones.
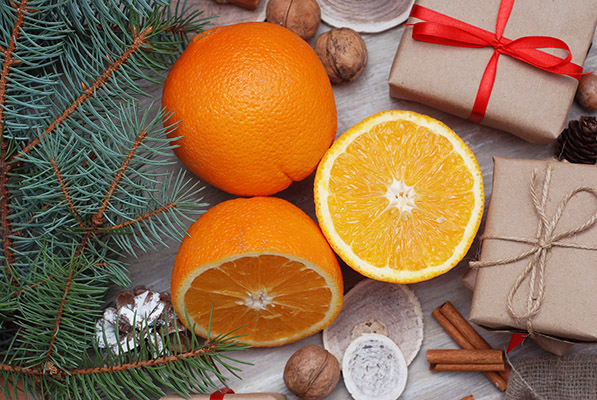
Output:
[432,302,509,391]
[432,308,472,349]
[438,302,512,382]
[427,349,505,365]
[439,302,494,350]
[460,396,474,400]
[430,363,506,372]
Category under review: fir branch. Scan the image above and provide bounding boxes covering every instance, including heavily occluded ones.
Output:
[0,0,29,278]
[96,128,148,224]
[49,158,84,227]
[0,143,15,278]
[32,234,100,369]
[0,363,42,376]
[14,27,152,162]
[12,204,51,237]
[69,345,217,376]
[2,344,219,377]
[0,0,28,125]
[104,202,176,230]
[1,322,249,399]
[42,269,73,370]
[0,1,234,398]
[41,120,172,370]
[12,277,49,297]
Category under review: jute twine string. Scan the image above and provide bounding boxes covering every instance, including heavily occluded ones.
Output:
[470,160,597,336]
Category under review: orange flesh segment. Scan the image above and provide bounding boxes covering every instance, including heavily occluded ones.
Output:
[184,255,332,343]
[327,120,476,271]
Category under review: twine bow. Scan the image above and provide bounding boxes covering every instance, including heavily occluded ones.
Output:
[470,160,597,336]
[409,0,585,123]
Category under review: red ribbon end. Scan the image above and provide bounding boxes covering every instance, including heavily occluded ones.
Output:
[210,388,235,400]
[507,333,527,353]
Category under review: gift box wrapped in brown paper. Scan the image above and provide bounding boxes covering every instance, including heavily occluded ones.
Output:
[463,268,573,355]
[469,157,597,343]
[389,0,597,144]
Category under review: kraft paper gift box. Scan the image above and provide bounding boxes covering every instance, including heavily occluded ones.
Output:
[469,157,597,342]
[388,0,597,144]
[463,268,573,355]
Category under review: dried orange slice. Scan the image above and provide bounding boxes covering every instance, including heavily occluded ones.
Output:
[171,197,343,347]
[314,110,484,283]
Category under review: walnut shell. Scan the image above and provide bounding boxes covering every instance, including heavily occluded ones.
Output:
[266,0,321,41]
[576,73,597,112]
[283,345,340,400]
[314,28,368,84]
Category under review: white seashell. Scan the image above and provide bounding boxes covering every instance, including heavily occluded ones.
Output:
[342,333,408,400]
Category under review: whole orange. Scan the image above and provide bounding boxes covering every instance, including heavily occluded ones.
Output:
[170,197,343,346]
[162,22,337,196]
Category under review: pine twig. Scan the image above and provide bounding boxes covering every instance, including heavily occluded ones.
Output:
[0,0,29,281]
[12,27,153,163]
[49,159,85,228]
[105,203,176,230]
[12,204,51,237]
[0,3,218,397]
[69,345,217,377]
[13,262,105,297]
[0,363,43,376]
[13,277,51,297]
[0,143,15,278]
[96,129,148,224]
[43,269,74,369]
[1,342,220,379]
[42,125,150,369]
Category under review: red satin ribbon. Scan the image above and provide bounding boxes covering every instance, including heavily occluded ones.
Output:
[210,388,235,400]
[507,333,527,353]
[409,0,584,123]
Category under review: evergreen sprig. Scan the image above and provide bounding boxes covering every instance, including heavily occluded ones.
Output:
[0,1,247,398]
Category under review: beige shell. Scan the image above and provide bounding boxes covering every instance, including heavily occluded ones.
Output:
[318,0,415,33]
[322,279,423,367]
[342,333,408,400]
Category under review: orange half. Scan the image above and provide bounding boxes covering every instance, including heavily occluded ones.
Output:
[314,111,484,283]
[171,197,343,347]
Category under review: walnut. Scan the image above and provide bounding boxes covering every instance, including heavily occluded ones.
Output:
[576,73,597,112]
[283,345,340,400]
[266,0,321,41]
[314,28,368,84]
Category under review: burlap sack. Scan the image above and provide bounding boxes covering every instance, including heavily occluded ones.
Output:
[506,356,597,399]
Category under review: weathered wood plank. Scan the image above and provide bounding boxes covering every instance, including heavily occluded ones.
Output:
[130,4,597,399]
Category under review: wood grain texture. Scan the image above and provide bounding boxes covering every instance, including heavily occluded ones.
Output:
[124,5,597,399]
[197,0,266,26]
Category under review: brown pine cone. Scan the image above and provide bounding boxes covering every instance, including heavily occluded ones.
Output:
[555,116,597,164]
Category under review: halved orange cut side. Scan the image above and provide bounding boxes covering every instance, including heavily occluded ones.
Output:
[314,111,484,283]
[171,197,343,347]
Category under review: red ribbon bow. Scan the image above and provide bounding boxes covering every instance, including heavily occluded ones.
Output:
[210,388,235,400]
[409,0,584,123]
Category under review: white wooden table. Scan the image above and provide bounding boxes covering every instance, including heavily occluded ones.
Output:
[126,3,597,399]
